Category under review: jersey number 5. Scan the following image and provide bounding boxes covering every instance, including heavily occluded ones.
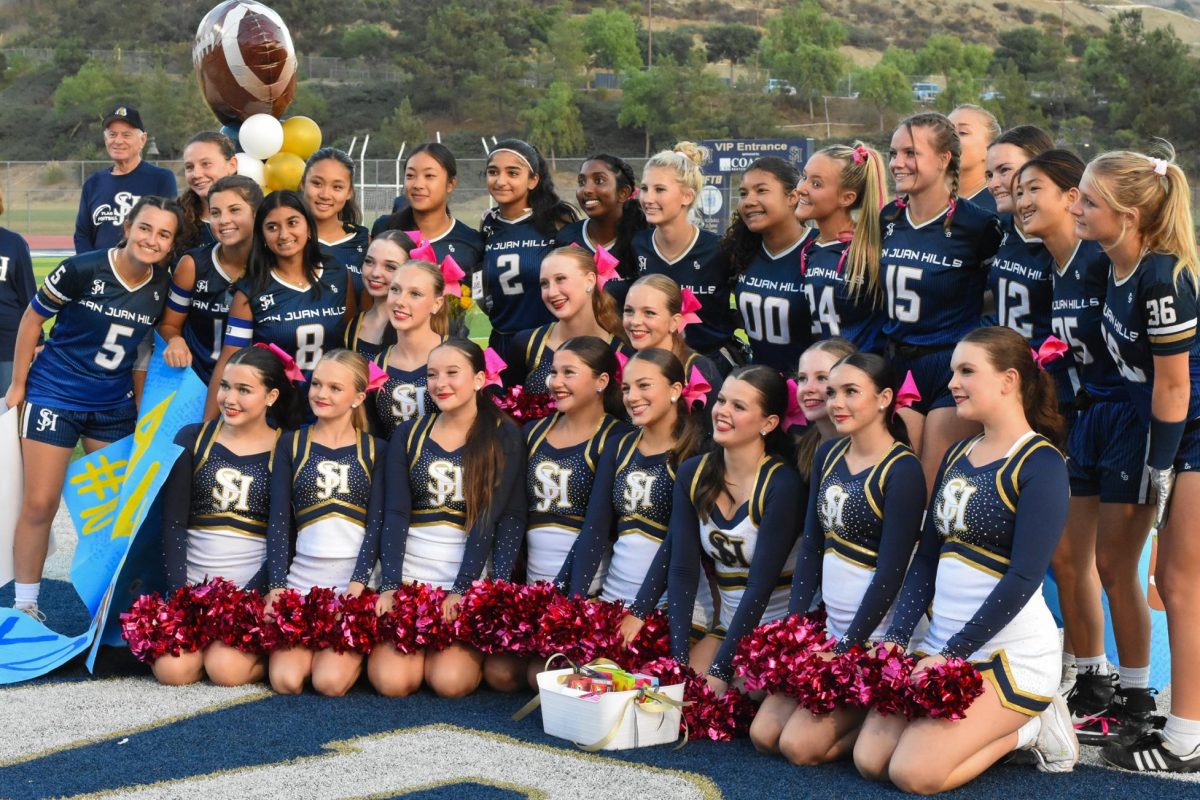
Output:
[94,323,136,370]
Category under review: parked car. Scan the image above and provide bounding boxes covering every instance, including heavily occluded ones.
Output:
[766,78,798,95]
[912,81,941,102]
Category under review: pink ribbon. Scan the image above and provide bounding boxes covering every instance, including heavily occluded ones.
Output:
[441,255,465,297]
[681,365,711,407]
[593,244,620,290]
[254,342,306,383]
[852,145,869,164]
[784,378,808,429]
[678,288,702,333]
[615,350,629,384]
[896,371,921,412]
[1031,335,1068,370]
[367,361,389,392]
[410,239,437,263]
[403,229,423,245]
[483,347,507,388]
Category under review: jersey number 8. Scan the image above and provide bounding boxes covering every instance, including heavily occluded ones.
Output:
[295,323,325,371]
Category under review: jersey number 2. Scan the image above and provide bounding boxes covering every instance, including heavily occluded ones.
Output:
[496,254,523,296]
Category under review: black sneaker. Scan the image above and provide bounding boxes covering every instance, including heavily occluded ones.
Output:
[1102,731,1200,772]
[1068,672,1118,745]
[1111,687,1166,744]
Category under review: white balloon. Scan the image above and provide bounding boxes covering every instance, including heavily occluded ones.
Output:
[238,113,284,160]
[235,154,265,185]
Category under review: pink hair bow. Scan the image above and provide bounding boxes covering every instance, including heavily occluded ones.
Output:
[594,245,620,290]
[483,347,507,388]
[629,186,640,199]
[441,255,465,297]
[254,342,306,383]
[681,365,711,408]
[895,371,921,413]
[1031,335,1068,370]
[615,350,629,384]
[784,378,808,429]
[852,145,869,164]
[403,229,423,245]
[410,239,437,263]
[678,288,702,333]
[367,361,389,392]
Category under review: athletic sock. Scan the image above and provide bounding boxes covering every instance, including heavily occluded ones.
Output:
[1077,655,1108,676]
[1062,651,1076,669]
[13,582,39,607]
[1016,716,1042,750]
[1161,715,1200,756]
[1117,664,1150,690]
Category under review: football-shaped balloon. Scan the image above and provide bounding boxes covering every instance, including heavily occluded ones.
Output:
[280,116,322,160]
[264,151,305,191]
[239,113,284,160]
[193,1,298,126]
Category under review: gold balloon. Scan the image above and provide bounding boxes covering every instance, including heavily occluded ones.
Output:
[280,116,322,160]
[264,151,306,192]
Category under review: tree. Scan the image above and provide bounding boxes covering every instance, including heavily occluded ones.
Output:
[521,81,585,169]
[619,54,730,155]
[989,60,1046,128]
[705,24,761,82]
[915,35,992,78]
[583,9,642,72]
[637,27,697,67]
[529,16,589,89]
[336,24,394,61]
[760,0,847,116]
[855,63,913,132]
[994,27,1067,80]
[376,98,427,157]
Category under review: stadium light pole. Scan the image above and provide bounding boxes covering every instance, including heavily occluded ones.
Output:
[647,0,653,68]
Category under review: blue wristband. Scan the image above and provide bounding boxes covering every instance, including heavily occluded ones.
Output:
[1148,416,1187,471]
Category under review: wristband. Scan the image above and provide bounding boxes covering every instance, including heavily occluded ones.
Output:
[1148,416,1187,471]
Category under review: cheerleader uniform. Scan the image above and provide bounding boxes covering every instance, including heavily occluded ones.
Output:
[266,427,387,595]
[734,234,813,371]
[1054,241,1151,504]
[342,311,397,362]
[319,225,369,294]
[22,248,169,448]
[1100,252,1200,470]
[880,199,1002,412]
[631,228,739,361]
[368,346,439,440]
[665,453,805,680]
[559,430,715,631]
[162,421,277,591]
[166,243,239,383]
[800,235,887,354]
[523,413,632,584]
[503,323,628,393]
[223,262,350,378]
[479,210,558,355]
[362,415,527,593]
[885,433,1069,715]
[789,438,925,649]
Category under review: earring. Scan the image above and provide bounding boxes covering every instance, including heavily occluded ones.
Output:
[760,430,767,437]
[585,286,593,294]
[352,403,359,408]
[596,387,603,393]
[670,395,678,403]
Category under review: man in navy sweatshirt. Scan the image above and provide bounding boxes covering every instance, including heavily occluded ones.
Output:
[73,105,177,255]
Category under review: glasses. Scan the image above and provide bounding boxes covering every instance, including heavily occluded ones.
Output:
[104,130,141,142]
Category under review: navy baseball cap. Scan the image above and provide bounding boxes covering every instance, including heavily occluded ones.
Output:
[103,105,145,131]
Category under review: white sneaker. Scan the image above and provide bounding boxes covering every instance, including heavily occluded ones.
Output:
[1032,694,1081,773]
[1058,661,1078,696]
[14,602,46,624]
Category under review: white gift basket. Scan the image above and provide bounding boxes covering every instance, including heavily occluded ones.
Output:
[530,667,686,751]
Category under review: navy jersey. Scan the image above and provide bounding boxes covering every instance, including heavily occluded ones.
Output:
[800,236,887,354]
[479,210,557,336]
[0,227,36,358]
[162,421,278,590]
[632,227,737,353]
[196,220,217,248]
[963,185,997,215]
[885,434,1068,660]
[1051,240,1123,400]
[319,225,369,294]
[524,414,631,533]
[369,347,437,440]
[167,243,239,384]
[555,219,632,307]
[989,216,1055,346]
[74,160,178,253]
[27,249,168,410]
[1102,252,1200,421]
[789,438,925,650]
[734,236,812,371]
[224,263,350,376]
[372,218,484,274]
[266,427,385,589]
[880,199,1002,346]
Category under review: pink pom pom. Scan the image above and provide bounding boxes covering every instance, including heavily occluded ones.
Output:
[456,579,558,656]
[490,386,556,422]
[907,657,985,721]
[380,583,453,654]
[637,657,753,741]
[202,582,266,654]
[331,591,380,655]
[733,612,829,695]
[858,644,918,717]
[619,609,671,670]
[260,589,309,651]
